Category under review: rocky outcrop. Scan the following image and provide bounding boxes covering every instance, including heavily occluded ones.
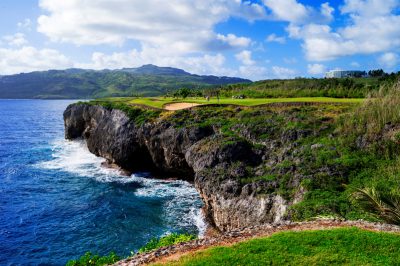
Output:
[64,103,307,231]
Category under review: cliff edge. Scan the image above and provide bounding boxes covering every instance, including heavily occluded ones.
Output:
[64,102,347,231]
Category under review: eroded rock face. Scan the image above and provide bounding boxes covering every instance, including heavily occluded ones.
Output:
[64,103,293,231]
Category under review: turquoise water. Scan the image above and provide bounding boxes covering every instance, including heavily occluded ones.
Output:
[0,100,204,265]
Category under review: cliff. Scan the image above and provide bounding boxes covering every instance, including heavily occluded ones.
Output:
[64,102,348,231]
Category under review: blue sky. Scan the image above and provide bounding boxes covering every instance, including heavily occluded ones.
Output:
[0,0,399,80]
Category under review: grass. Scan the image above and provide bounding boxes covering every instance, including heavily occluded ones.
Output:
[155,228,400,266]
[96,96,364,109]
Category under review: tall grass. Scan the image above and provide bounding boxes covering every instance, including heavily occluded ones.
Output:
[340,79,400,139]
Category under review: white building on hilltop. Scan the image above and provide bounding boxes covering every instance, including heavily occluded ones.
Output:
[325,70,366,78]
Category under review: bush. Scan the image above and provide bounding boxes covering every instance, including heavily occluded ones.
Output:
[66,252,120,266]
[138,233,196,253]
[350,186,400,225]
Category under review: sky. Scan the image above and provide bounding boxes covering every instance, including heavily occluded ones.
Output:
[0,0,399,80]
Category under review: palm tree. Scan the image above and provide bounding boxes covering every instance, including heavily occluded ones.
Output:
[350,186,400,225]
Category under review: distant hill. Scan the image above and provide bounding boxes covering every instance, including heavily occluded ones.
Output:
[0,64,251,99]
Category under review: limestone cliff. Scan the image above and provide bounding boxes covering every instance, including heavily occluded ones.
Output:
[64,103,343,231]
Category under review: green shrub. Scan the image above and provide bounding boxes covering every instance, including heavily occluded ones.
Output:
[350,186,400,225]
[66,252,120,266]
[138,233,196,254]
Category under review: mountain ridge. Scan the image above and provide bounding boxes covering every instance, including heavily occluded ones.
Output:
[0,65,251,99]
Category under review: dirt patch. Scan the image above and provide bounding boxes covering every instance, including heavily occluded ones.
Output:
[113,220,400,266]
[164,103,202,111]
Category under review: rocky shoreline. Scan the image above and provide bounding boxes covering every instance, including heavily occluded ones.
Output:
[113,219,400,266]
[64,103,298,231]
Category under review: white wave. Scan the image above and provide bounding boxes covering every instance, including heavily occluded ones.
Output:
[36,138,206,235]
[131,174,206,235]
[35,139,125,182]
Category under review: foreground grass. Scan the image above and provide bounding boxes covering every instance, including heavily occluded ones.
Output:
[156,228,400,266]
[98,97,364,109]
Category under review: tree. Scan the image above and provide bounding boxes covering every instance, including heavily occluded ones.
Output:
[173,88,191,99]
[368,69,386,77]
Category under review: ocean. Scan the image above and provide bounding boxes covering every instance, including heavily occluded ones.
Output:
[0,100,204,265]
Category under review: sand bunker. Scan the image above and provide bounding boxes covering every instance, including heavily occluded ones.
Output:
[164,102,202,110]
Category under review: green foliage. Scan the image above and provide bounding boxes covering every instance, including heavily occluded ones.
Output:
[217,75,400,99]
[172,88,202,98]
[87,100,161,125]
[138,233,196,254]
[339,80,400,157]
[350,186,400,225]
[158,228,400,266]
[66,252,120,266]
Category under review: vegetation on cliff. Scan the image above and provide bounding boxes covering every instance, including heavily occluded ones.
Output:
[77,79,400,224]
[66,78,400,265]
[138,233,197,254]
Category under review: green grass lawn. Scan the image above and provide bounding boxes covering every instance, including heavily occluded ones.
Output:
[97,97,364,109]
[155,228,400,266]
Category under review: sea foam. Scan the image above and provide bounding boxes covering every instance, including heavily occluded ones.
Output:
[36,139,206,235]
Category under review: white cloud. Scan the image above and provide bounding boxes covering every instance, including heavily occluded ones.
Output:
[351,61,360,67]
[2,33,28,47]
[378,52,399,69]
[262,0,309,23]
[0,46,72,75]
[340,0,398,17]
[320,2,334,21]
[216,34,251,48]
[307,63,326,75]
[37,0,263,53]
[287,0,400,61]
[266,33,286,44]
[76,47,236,77]
[235,50,255,66]
[272,66,297,79]
[262,0,333,23]
[17,19,32,30]
[238,65,267,80]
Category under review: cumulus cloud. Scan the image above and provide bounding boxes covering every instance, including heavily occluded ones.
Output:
[238,65,267,80]
[266,33,286,44]
[307,63,326,75]
[287,0,400,61]
[216,34,251,48]
[271,66,297,79]
[37,0,264,53]
[76,47,236,77]
[320,2,335,21]
[262,0,334,23]
[235,50,255,66]
[0,46,72,74]
[2,33,28,47]
[262,0,309,23]
[17,19,32,30]
[378,52,399,69]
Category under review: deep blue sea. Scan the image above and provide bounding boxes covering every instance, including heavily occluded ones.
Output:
[0,100,204,266]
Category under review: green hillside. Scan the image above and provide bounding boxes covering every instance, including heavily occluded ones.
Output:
[0,65,250,99]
